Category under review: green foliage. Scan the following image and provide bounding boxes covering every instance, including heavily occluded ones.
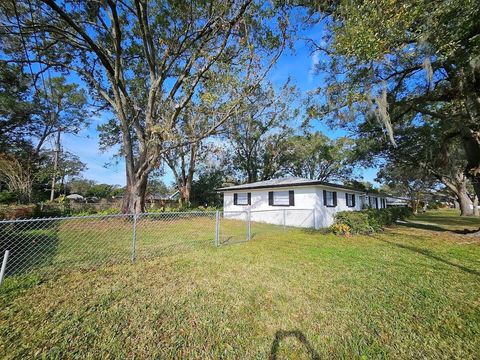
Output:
[334,207,413,234]
[0,190,16,204]
[284,131,358,182]
[190,170,224,207]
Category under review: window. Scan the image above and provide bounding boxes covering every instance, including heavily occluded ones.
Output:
[380,198,386,208]
[323,190,337,207]
[346,193,355,207]
[233,192,250,205]
[268,190,294,206]
[369,196,378,209]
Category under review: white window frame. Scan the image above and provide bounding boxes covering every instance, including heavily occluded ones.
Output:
[346,193,355,207]
[236,193,249,205]
[272,191,290,206]
[325,191,335,207]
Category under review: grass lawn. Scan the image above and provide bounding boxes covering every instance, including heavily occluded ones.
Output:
[0,210,479,359]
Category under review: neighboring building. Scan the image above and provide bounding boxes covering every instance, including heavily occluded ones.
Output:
[65,193,84,202]
[146,190,180,207]
[386,196,410,207]
[217,177,388,229]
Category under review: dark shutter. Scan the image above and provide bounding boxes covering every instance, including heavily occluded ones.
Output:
[345,192,349,206]
[233,193,238,205]
[333,192,337,207]
[247,192,251,205]
[352,194,356,207]
[289,190,294,206]
[268,191,274,206]
[375,197,378,209]
[323,190,327,206]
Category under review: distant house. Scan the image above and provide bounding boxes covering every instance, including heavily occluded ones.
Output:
[217,177,388,229]
[146,190,180,207]
[386,196,410,207]
[65,194,84,202]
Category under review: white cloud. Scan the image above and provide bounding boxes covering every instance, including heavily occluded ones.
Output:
[308,51,320,83]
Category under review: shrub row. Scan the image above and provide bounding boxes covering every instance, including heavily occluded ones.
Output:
[332,207,413,235]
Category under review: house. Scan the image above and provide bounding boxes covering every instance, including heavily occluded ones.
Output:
[65,193,84,202]
[146,190,180,207]
[386,196,410,207]
[217,177,388,229]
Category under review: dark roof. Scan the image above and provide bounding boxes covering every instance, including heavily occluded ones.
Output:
[216,177,368,193]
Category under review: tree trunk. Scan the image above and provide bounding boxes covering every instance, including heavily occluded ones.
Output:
[122,174,148,214]
[473,195,479,216]
[458,190,474,216]
[178,185,191,207]
[438,174,474,216]
[461,128,480,201]
[50,129,61,202]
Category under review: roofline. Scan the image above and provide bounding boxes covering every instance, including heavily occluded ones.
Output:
[216,181,369,193]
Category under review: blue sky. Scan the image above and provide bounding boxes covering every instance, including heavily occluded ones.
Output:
[59,22,380,187]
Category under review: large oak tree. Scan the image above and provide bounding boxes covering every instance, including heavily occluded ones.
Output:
[1,0,288,212]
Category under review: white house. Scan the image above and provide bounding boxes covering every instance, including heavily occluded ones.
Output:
[217,177,388,229]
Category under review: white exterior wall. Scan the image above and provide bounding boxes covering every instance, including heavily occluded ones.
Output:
[223,185,372,229]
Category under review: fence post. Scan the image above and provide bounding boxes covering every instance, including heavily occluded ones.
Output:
[283,209,286,231]
[247,210,251,241]
[215,210,220,246]
[131,213,137,262]
[0,250,10,284]
[313,208,316,229]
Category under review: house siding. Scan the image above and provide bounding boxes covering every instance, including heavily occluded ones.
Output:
[223,185,372,229]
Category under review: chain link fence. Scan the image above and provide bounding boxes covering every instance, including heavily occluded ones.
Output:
[0,209,317,281]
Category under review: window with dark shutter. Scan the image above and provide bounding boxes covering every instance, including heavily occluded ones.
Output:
[324,190,336,207]
[346,193,355,207]
[268,191,273,206]
[247,193,251,205]
[234,193,249,205]
[375,197,379,209]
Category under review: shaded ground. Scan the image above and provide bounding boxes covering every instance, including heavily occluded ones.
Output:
[0,210,479,359]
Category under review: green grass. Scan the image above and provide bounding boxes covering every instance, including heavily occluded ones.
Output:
[0,209,479,359]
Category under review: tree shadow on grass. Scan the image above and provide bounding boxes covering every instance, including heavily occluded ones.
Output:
[0,221,59,277]
[396,220,480,235]
[378,239,480,277]
[269,330,320,360]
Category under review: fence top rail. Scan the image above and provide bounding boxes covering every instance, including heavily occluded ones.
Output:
[0,210,219,224]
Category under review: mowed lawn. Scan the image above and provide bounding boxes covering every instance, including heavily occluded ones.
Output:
[0,210,479,359]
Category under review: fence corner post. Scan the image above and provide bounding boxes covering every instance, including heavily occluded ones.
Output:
[0,250,10,284]
[131,213,138,262]
[215,210,220,247]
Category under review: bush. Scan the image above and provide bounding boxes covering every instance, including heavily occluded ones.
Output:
[330,223,351,236]
[334,211,375,234]
[0,191,16,204]
[333,207,413,235]
[0,205,37,220]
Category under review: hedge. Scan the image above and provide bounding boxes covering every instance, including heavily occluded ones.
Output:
[333,207,413,235]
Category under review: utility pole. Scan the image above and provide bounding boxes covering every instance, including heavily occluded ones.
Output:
[50,127,61,201]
